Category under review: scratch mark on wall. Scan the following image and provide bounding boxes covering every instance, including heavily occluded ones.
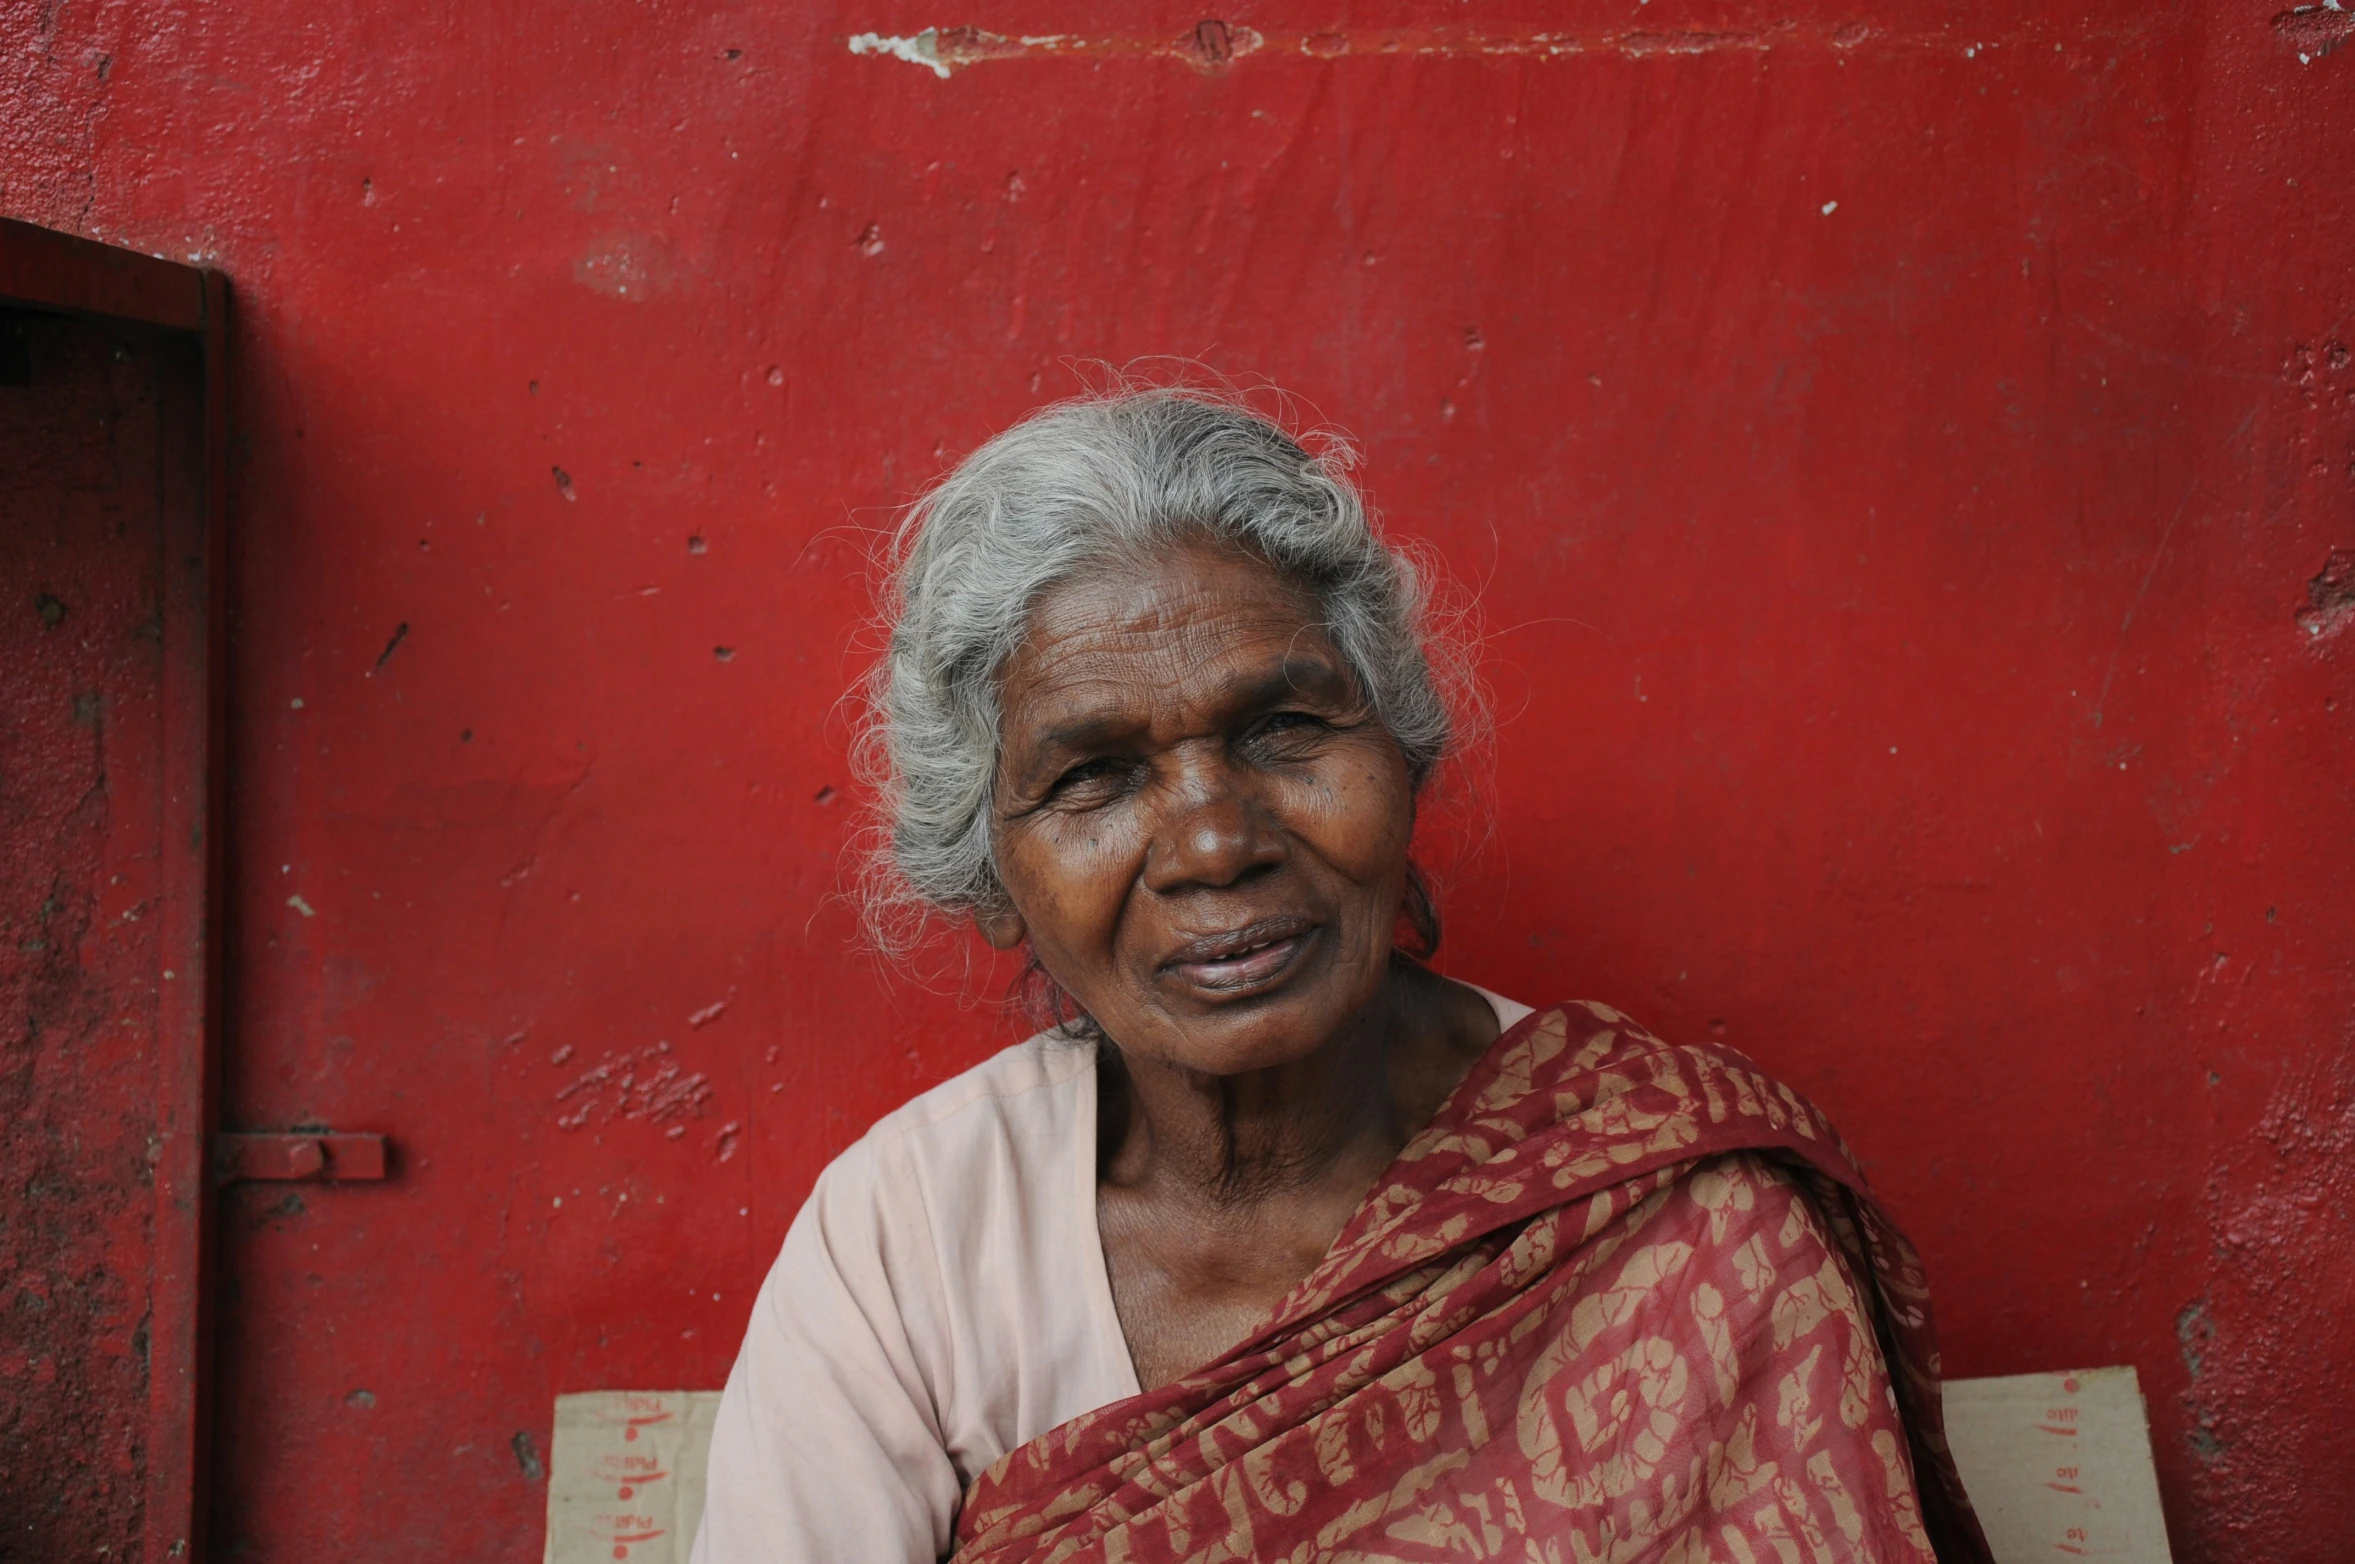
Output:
[2089,481,2194,731]
[370,621,409,675]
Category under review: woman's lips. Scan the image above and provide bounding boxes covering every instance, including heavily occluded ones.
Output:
[1163,918,1317,995]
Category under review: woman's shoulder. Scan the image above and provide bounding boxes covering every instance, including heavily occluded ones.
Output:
[774,1030,1102,1324]
[1494,1001,1835,1112]
[1427,998,1870,1203]
[808,1029,1098,1214]
[862,1029,1096,1145]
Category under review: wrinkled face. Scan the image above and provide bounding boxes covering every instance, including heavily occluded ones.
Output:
[984,536,1416,1076]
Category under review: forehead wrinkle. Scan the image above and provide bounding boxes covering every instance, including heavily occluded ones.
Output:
[999,545,1345,770]
[1024,541,1320,649]
[1002,617,1349,768]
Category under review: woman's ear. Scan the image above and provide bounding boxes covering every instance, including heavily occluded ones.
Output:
[975,904,1027,951]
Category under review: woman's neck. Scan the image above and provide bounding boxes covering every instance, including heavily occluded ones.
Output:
[1091,965,1505,1389]
[1097,964,1497,1211]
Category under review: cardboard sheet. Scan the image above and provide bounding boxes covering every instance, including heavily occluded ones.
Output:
[1942,1366,2175,1562]
[544,1368,2174,1562]
[542,1390,721,1564]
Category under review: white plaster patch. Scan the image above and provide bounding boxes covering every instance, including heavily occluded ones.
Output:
[847,29,950,77]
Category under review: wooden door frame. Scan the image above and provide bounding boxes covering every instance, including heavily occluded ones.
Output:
[1,216,228,1564]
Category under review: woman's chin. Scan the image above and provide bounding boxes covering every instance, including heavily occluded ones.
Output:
[1128,976,1381,1078]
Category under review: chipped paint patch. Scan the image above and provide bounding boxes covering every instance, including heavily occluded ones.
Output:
[2297,549,2355,644]
[2274,4,2355,62]
[551,1040,714,1132]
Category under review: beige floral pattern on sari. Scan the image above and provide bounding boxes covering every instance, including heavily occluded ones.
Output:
[955,1005,1989,1563]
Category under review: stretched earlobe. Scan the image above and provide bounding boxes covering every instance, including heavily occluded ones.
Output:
[976,905,1027,951]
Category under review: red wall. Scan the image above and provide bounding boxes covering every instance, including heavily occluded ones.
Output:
[7,2,2351,1559]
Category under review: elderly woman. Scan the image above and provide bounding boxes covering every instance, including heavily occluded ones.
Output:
[693,390,1988,1563]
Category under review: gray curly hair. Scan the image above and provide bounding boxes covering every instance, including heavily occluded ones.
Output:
[854,384,1473,952]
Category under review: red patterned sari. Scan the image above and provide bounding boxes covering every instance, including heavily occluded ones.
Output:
[953,1003,1990,1563]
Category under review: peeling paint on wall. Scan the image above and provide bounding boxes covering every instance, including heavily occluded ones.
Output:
[552,1041,715,1134]
[842,16,2156,74]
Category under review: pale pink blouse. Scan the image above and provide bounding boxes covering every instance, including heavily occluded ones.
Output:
[692,991,1532,1564]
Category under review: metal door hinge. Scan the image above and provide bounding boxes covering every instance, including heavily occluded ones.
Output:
[211,1132,389,1183]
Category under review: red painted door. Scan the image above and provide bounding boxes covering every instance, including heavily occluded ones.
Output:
[1,223,225,1564]
[6,4,2351,1560]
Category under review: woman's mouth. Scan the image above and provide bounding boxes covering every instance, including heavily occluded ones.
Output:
[1163,917,1318,996]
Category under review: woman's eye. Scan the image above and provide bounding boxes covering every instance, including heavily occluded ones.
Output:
[1049,758,1124,795]
[1248,712,1328,746]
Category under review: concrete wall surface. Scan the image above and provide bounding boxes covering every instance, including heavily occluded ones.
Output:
[4,1,2350,1558]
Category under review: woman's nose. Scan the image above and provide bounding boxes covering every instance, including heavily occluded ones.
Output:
[1142,760,1282,893]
